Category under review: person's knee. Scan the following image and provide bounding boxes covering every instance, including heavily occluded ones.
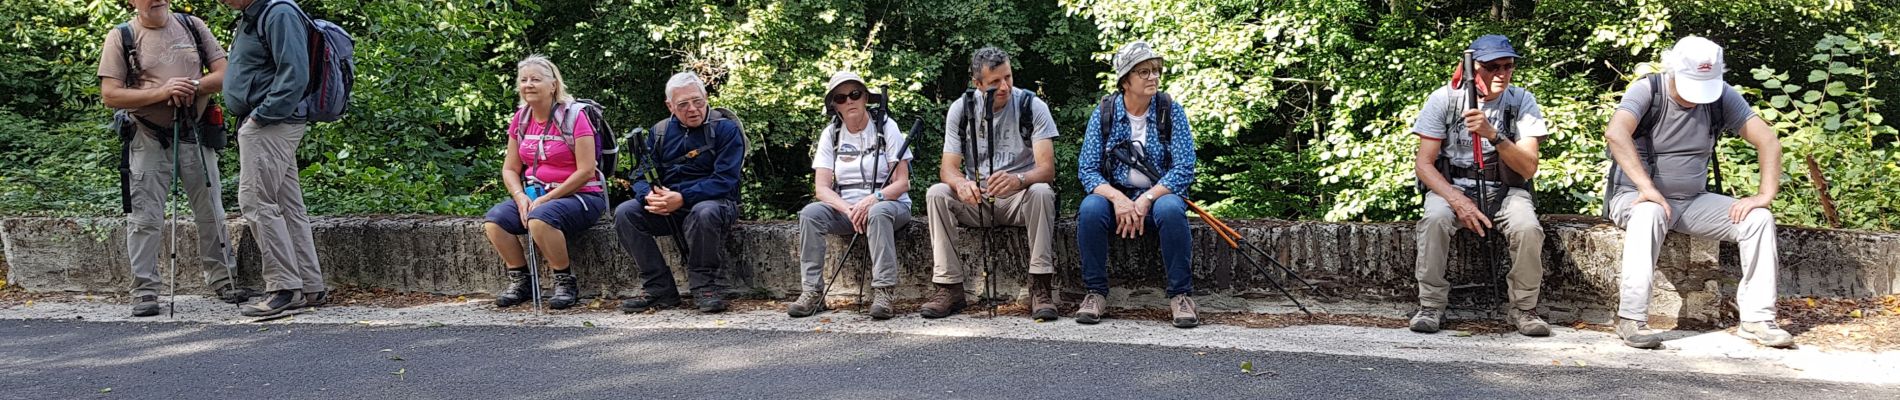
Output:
[926,183,955,204]
[1506,222,1546,243]
[527,218,558,234]
[1025,183,1054,201]
[1743,208,1775,226]
[799,202,831,220]
[686,201,731,227]
[1151,194,1187,216]
[1629,202,1666,221]
[1419,207,1455,229]
[870,201,905,220]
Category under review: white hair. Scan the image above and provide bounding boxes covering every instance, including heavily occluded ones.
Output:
[664,71,707,102]
[516,55,575,107]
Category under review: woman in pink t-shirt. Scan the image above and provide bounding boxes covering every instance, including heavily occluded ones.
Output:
[481,56,606,310]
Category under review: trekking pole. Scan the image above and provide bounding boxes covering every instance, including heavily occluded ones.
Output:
[187,107,239,311]
[1461,49,1508,315]
[980,88,1001,318]
[642,123,692,297]
[166,109,183,317]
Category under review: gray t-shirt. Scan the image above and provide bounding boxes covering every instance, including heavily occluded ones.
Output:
[1409,85,1550,188]
[1612,74,1757,200]
[941,87,1059,177]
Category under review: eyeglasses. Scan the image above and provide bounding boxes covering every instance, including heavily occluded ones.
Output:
[1131,66,1162,79]
[671,97,707,110]
[829,89,864,105]
[1480,61,1516,73]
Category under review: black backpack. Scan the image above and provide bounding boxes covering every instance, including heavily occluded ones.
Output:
[1094,91,1174,189]
[1600,73,1729,216]
[637,107,742,185]
[957,88,1039,179]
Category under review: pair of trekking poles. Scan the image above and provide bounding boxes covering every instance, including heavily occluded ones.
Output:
[158,105,239,317]
[1454,49,1510,315]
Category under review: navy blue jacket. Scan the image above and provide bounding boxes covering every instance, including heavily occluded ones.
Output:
[633,115,746,206]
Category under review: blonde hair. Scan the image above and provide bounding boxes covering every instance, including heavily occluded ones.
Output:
[516,55,575,108]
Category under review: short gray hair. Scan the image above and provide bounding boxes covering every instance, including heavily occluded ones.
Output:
[664,71,707,103]
[969,46,1011,80]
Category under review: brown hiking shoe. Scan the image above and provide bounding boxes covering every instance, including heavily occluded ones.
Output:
[918,282,966,319]
[868,287,896,320]
[1170,294,1200,328]
[1075,292,1107,324]
[1509,307,1552,337]
[1028,273,1058,321]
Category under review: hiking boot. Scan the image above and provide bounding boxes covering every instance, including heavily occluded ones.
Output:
[868,287,896,320]
[785,290,826,318]
[1509,307,1552,337]
[1615,317,1664,349]
[295,290,328,309]
[1737,321,1794,348]
[1075,292,1107,324]
[131,295,161,317]
[695,291,728,313]
[1409,307,1443,333]
[547,272,579,310]
[918,282,967,319]
[495,269,534,308]
[216,286,259,304]
[1170,294,1200,329]
[1028,273,1058,322]
[619,293,681,313]
[241,290,304,317]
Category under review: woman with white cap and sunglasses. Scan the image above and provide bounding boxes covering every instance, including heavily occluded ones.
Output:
[1603,35,1790,349]
[1074,41,1200,328]
[785,71,913,319]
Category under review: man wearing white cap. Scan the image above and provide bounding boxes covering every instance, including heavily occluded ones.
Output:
[1603,36,1791,349]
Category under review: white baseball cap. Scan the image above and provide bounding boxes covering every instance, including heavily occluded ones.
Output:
[1664,36,1727,104]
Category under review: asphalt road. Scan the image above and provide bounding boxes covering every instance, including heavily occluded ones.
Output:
[0,319,1891,399]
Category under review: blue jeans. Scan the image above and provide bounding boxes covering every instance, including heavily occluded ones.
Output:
[1076,193,1193,297]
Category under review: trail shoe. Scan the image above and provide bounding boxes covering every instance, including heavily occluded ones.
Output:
[1075,292,1108,324]
[1409,307,1443,333]
[494,269,534,308]
[918,282,967,319]
[695,291,728,313]
[216,285,259,304]
[547,272,580,310]
[868,287,896,320]
[295,290,328,309]
[1028,273,1059,322]
[619,293,681,313]
[785,290,826,318]
[1615,317,1664,349]
[1509,307,1552,337]
[131,295,161,317]
[240,290,304,317]
[1170,294,1200,329]
[1737,321,1795,348]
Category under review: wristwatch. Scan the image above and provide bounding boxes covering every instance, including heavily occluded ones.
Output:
[1014,172,1027,184]
[874,191,888,202]
[1141,193,1157,202]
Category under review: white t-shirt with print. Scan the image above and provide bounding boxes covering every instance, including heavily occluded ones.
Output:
[813,118,912,204]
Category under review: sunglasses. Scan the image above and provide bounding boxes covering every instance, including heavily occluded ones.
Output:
[1480,61,1516,73]
[829,89,864,105]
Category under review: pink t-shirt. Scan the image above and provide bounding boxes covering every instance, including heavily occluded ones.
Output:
[511,109,603,193]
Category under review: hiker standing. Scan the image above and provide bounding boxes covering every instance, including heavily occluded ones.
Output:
[99,0,254,317]
[221,0,327,317]
[1407,35,1553,337]
[1074,41,1200,328]
[785,71,914,319]
[923,47,1061,320]
[615,72,747,314]
[1603,36,1791,349]
[482,56,605,310]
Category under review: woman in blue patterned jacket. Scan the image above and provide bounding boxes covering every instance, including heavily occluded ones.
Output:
[1074,41,1199,328]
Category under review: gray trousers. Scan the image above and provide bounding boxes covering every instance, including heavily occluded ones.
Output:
[924,182,1057,284]
[237,121,325,293]
[126,132,236,297]
[614,199,738,297]
[798,201,912,291]
[1608,191,1779,322]
[1416,188,1545,311]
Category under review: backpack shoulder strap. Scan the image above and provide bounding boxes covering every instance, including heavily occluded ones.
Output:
[175,14,211,73]
[1096,93,1118,184]
[1155,91,1174,148]
[116,23,141,85]
[1018,89,1036,142]
[1635,73,1665,138]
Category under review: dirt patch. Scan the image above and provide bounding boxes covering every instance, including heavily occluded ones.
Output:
[1774,295,1900,352]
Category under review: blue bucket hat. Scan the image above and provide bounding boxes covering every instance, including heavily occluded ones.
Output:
[1468,35,1520,62]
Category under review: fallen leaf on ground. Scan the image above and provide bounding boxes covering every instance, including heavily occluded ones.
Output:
[1240,361,1254,374]
[582,321,595,328]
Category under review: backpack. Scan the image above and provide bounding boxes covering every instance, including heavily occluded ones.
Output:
[824,89,896,192]
[1094,91,1174,190]
[957,88,1038,179]
[508,100,618,198]
[112,13,226,213]
[258,0,355,122]
[1599,73,1728,216]
[639,107,742,184]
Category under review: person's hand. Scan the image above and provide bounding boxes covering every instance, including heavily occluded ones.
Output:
[984,171,1025,198]
[1113,194,1146,239]
[1633,188,1673,222]
[1448,195,1493,237]
[161,77,196,107]
[645,187,685,216]
[1728,194,1773,224]
[849,196,877,233]
[954,180,982,205]
[1462,109,1497,141]
[514,191,532,224]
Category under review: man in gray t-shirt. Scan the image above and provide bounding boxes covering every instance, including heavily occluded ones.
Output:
[1603,36,1791,349]
[1407,35,1552,338]
[921,47,1061,319]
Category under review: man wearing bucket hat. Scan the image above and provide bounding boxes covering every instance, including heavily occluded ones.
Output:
[1408,35,1554,337]
[1074,41,1201,328]
[786,71,913,319]
[1602,36,1790,349]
